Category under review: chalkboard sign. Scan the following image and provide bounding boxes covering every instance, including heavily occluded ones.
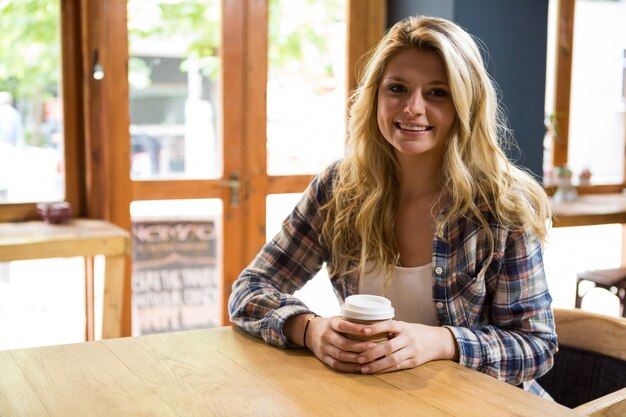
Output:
[131,219,220,335]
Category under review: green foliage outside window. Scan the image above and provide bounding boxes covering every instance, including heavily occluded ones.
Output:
[0,0,344,102]
[0,0,59,102]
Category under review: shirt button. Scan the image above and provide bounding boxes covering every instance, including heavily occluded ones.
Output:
[435,302,444,309]
[434,266,443,275]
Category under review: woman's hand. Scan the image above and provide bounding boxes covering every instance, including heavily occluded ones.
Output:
[303,316,380,372]
[353,320,459,374]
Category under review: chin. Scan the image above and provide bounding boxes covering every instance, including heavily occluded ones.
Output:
[393,143,433,156]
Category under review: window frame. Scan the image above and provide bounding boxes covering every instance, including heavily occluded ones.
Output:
[549,0,626,194]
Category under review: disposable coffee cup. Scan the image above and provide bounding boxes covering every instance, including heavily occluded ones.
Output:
[340,294,394,344]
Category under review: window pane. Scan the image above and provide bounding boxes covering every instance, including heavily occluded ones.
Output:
[544,224,622,317]
[128,0,222,180]
[267,0,347,175]
[0,257,84,350]
[130,199,222,335]
[567,0,626,184]
[0,0,64,203]
[266,193,339,317]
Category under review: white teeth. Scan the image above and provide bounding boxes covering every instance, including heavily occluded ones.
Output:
[398,123,430,131]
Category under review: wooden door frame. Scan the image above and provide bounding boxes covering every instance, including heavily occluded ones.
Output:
[77,0,133,335]
[220,0,246,324]
[549,0,625,194]
[551,0,574,169]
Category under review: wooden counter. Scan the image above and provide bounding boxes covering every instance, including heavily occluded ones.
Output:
[0,219,130,339]
[551,193,626,227]
[0,326,585,417]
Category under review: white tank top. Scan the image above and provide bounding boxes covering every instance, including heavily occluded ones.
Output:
[358,262,439,326]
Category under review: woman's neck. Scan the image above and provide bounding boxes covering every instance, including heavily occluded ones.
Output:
[396,154,444,201]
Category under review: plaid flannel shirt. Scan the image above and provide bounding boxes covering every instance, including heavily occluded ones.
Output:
[229,162,558,395]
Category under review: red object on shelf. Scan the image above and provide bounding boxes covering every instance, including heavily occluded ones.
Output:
[36,202,72,224]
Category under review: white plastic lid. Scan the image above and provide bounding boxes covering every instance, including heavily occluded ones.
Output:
[340,294,395,320]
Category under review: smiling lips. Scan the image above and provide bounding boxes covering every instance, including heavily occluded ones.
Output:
[395,122,433,132]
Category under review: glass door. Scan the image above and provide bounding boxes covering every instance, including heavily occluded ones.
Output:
[123,0,384,334]
[265,0,347,316]
[127,0,235,334]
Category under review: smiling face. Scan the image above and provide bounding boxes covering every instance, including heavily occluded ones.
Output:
[377,48,456,164]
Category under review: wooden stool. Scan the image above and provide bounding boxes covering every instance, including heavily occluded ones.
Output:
[576,267,626,318]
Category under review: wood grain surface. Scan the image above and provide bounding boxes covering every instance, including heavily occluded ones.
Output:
[0,326,586,417]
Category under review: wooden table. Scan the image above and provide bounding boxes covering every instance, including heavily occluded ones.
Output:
[551,193,626,227]
[0,326,585,417]
[0,219,130,340]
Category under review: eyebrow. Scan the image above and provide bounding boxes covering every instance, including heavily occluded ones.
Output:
[382,75,449,86]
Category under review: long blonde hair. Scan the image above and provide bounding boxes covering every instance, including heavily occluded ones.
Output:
[320,16,551,280]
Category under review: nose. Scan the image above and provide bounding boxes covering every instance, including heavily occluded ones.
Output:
[404,91,425,116]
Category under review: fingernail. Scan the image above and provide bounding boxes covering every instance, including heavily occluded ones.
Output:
[363,328,372,334]
[361,367,370,373]
[357,356,366,364]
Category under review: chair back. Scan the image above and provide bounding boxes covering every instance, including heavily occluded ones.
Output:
[536,308,626,408]
[575,387,626,416]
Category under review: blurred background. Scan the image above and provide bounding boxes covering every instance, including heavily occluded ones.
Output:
[0,0,624,349]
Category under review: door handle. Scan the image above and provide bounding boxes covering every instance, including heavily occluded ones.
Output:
[217,173,241,207]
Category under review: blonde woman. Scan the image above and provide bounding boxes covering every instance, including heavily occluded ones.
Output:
[229,15,556,397]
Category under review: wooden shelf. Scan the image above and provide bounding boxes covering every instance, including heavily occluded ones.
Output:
[0,219,129,262]
[551,193,626,227]
[0,219,130,340]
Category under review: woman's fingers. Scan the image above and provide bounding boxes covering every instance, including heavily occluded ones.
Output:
[311,317,455,374]
[356,336,400,364]
[321,354,362,372]
[318,339,367,371]
[322,317,378,353]
[362,356,418,374]
[358,319,403,336]
[309,316,380,372]
[328,316,373,337]
[357,343,418,374]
